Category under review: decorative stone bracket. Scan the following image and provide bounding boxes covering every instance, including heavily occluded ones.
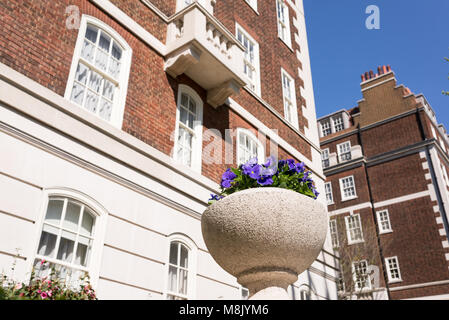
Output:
[164,3,247,108]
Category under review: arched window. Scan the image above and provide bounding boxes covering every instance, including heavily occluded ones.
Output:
[165,234,197,300]
[174,85,203,172]
[31,189,106,287]
[65,15,132,127]
[236,128,265,165]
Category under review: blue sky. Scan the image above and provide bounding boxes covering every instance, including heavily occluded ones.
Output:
[304,0,449,129]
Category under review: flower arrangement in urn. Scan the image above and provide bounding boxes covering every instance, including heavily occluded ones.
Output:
[202,157,327,300]
[208,156,319,204]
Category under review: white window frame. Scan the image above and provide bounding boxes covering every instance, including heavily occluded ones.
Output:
[329,219,339,248]
[64,15,132,128]
[320,120,332,137]
[352,260,371,290]
[332,115,344,132]
[321,148,330,168]
[281,68,299,130]
[244,0,258,13]
[163,234,198,300]
[337,141,352,163]
[236,128,265,165]
[339,175,357,201]
[173,84,204,173]
[385,256,402,283]
[28,188,107,289]
[345,214,364,245]
[325,182,334,205]
[235,23,261,96]
[376,209,393,234]
[276,0,292,48]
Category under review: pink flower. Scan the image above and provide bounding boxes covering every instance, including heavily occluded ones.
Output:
[40,259,46,265]
[19,292,25,297]
[15,283,22,290]
[40,292,48,299]
[47,290,52,297]
[37,289,41,294]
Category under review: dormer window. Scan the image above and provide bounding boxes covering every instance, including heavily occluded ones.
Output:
[333,116,344,132]
[321,120,332,137]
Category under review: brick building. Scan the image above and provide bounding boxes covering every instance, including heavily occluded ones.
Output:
[0,0,338,299]
[319,65,449,300]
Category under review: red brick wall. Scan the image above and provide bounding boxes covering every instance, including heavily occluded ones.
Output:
[326,166,370,212]
[377,196,449,288]
[361,114,423,158]
[0,0,313,185]
[214,0,309,132]
[367,154,429,202]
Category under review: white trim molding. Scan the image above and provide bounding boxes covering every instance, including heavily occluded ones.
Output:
[373,190,430,209]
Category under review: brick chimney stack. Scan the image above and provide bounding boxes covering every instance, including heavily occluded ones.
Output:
[361,65,392,82]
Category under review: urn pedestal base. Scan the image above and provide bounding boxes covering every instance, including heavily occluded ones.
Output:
[238,269,297,300]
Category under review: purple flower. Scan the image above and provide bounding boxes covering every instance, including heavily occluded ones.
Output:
[221,168,237,189]
[222,168,237,181]
[301,171,311,182]
[241,157,263,179]
[295,162,306,173]
[286,159,296,171]
[278,160,286,169]
[246,164,262,179]
[257,175,273,186]
[221,179,233,188]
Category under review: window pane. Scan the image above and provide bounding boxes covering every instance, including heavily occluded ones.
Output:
[102,80,115,100]
[75,237,92,267]
[180,108,188,126]
[81,40,95,62]
[178,269,188,295]
[63,202,81,231]
[108,58,121,79]
[169,242,178,265]
[70,82,85,106]
[99,99,113,121]
[37,231,57,258]
[57,231,76,263]
[75,63,89,85]
[80,209,94,236]
[111,42,122,60]
[168,265,178,292]
[85,91,99,113]
[95,49,108,71]
[85,25,98,43]
[45,200,64,225]
[99,32,111,52]
[180,245,188,268]
[88,71,102,93]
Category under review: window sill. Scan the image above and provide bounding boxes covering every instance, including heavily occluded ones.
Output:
[348,239,365,246]
[388,279,403,284]
[379,230,393,235]
[278,36,294,53]
[243,2,260,15]
[341,196,358,203]
[327,202,335,206]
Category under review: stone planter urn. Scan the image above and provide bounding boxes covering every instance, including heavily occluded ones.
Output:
[201,187,328,300]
